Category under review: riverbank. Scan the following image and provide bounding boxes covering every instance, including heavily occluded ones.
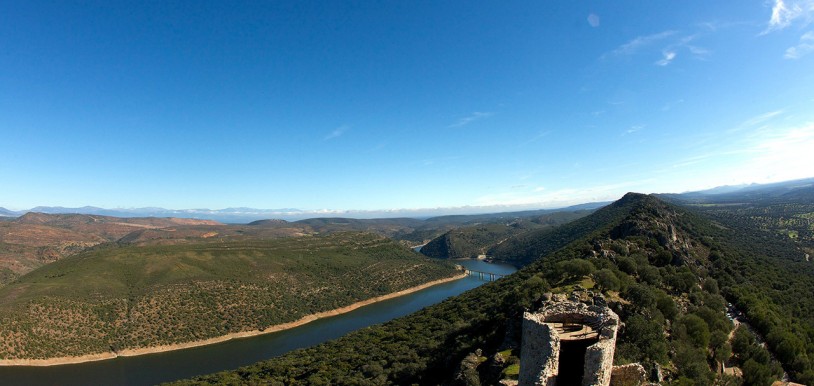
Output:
[0,272,468,367]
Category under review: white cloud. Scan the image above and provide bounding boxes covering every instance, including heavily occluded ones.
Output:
[607,31,677,57]
[473,180,652,208]
[785,31,814,58]
[521,130,553,146]
[655,51,677,66]
[605,30,709,66]
[324,125,349,140]
[587,13,600,28]
[624,124,645,135]
[448,111,493,128]
[734,122,814,183]
[678,34,711,59]
[764,0,814,33]
[661,99,685,111]
[728,110,785,133]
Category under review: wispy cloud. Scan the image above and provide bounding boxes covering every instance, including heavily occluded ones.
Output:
[324,125,349,140]
[763,0,814,33]
[604,30,709,66]
[655,51,677,66]
[521,130,553,146]
[677,34,711,59]
[733,121,814,183]
[728,110,785,133]
[587,13,600,28]
[606,30,677,57]
[670,111,814,187]
[368,141,388,152]
[420,155,463,167]
[671,153,717,169]
[661,99,685,111]
[624,124,645,135]
[448,112,493,128]
[785,31,814,58]
[473,180,652,208]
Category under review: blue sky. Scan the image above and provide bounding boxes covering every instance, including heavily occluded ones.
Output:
[2,1,813,214]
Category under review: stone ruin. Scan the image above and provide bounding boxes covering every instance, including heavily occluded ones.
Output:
[518,296,620,386]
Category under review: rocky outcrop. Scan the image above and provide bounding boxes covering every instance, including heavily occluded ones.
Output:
[610,363,646,386]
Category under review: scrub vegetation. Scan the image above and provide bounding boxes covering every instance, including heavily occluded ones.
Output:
[0,232,457,359]
[171,189,814,385]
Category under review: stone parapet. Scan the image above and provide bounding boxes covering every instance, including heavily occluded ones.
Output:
[518,298,619,386]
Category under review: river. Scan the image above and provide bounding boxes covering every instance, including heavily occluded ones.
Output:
[0,259,516,386]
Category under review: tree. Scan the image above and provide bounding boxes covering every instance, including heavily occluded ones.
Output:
[557,259,595,280]
[677,314,711,349]
[655,290,678,320]
[593,269,620,292]
[625,284,656,311]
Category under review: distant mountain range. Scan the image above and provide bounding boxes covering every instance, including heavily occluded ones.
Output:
[0,202,612,223]
[2,177,811,223]
[661,176,814,203]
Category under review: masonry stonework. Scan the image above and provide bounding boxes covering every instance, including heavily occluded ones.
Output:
[518,297,620,386]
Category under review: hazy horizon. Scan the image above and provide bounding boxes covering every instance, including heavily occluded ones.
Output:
[4,176,812,222]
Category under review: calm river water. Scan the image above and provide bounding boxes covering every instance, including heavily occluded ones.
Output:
[0,259,516,386]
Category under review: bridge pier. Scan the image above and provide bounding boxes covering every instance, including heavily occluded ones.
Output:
[464,269,505,282]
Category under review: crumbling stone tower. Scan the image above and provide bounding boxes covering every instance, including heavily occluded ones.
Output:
[519,297,619,386]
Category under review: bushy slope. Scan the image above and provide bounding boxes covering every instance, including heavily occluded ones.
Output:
[0,213,221,286]
[0,232,457,360]
[664,187,814,383]
[420,211,589,261]
[486,194,649,266]
[172,193,787,385]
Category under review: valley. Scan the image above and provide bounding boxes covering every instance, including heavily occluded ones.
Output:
[166,181,814,386]
[1,179,813,385]
[6,3,812,385]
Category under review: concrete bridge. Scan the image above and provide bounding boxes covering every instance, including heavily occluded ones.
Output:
[464,269,505,282]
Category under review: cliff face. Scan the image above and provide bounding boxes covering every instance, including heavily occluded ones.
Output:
[420,231,456,259]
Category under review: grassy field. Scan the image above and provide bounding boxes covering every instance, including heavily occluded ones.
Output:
[0,232,457,360]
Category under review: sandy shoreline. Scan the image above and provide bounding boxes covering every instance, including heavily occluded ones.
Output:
[0,272,467,367]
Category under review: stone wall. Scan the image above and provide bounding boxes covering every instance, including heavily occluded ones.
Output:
[583,337,615,385]
[519,312,560,386]
[518,297,620,386]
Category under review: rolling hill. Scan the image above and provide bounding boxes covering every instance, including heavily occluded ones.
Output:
[0,213,221,285]
[420,210,591,261]
[0,205,604,286]
[0,232,458,361]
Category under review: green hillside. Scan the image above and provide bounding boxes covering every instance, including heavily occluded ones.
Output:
[485,194,644,266]
[0,232,457,360]
[171,193,797,385]
[420,211,589,260]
